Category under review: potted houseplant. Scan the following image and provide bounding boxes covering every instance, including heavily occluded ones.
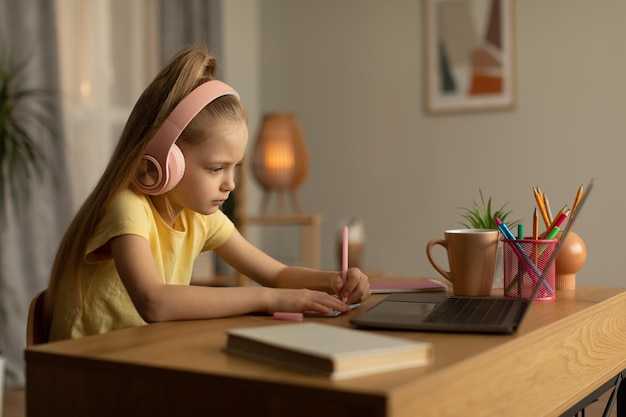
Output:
[0,47,58,221]
[458,189,521,288]
[0,45,58,400]
[458,189,520,230]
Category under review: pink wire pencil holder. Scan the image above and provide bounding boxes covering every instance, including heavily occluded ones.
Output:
[502,238,557,301]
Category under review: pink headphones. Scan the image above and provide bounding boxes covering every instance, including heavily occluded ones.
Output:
[133,80,240,195]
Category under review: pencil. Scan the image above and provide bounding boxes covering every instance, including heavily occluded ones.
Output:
[541,205,568,238]
[534,187,551,229]
[532,208,539,268]
[540,208,569,239]
[571,184,584,218]
[533,186,542,203]
[542,193,553,223]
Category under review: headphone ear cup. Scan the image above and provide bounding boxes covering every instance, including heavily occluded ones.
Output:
[133,155,163,194]
[160,144,185,194]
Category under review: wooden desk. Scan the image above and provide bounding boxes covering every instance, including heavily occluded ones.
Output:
[25,286,626,417]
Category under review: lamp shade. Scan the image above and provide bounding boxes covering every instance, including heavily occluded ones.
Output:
[252,113,309,190]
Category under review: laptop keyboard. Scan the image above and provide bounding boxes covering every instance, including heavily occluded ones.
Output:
[425,297,517,325]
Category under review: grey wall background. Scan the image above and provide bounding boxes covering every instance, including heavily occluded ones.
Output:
[224,0,625,287]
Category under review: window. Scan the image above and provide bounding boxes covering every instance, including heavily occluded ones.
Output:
[55,0,159,209]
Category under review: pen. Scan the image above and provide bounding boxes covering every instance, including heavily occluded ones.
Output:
[342,226,348,302]
[516,223,524,297]
[495,218,516,240]
[496,218,553,293]
[537,226,561,257]
[544,225,560,240]
[532,208,539,267]
[497,218,530,294]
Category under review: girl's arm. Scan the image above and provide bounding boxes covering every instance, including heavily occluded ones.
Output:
[110,233,352,322]
[215,229,370,303]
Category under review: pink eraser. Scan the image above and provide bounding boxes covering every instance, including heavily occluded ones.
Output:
[273,312,304,321]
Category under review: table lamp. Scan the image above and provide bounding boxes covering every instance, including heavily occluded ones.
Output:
[251,113,309,214]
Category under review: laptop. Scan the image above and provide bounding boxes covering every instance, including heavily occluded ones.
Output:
[350,179,594,334]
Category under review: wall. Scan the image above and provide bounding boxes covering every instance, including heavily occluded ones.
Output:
[219,0,264,248]
[254,0,626,287]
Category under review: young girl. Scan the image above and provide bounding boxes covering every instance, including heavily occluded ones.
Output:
[46,45,370,341]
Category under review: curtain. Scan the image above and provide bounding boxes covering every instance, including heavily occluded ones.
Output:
[159,0,221,66]
[0,0,218,389]
[0,0,72,387]
[159,0,233,278]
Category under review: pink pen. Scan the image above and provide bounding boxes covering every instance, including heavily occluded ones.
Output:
[341,226,348,302]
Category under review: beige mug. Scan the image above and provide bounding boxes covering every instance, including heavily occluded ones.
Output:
[426,229,499,296]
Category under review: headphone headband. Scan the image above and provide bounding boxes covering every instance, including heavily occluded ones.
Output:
[134,80,240,195]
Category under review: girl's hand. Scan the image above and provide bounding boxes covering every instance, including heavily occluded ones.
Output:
[266,288,351,315]
[334,267,370,304]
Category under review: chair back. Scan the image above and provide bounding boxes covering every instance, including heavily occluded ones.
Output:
[27,290,50,346]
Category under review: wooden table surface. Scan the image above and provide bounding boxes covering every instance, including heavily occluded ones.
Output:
[25,286,626,417]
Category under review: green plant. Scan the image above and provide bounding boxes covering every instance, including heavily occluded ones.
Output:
[458,189,520,230]
[0,47,58,222]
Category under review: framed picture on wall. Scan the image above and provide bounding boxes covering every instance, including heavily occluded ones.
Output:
[424,0,516,113]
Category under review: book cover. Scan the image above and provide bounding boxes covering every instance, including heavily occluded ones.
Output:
[225,322,432,380]
[369,279,447,294]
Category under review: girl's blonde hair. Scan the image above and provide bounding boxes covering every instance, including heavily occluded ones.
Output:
[45,45,247,317]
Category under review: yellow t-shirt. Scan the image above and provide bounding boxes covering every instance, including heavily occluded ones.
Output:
[49,188,234,341]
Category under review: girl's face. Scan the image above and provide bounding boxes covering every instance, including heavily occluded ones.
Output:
[165,120,248,219]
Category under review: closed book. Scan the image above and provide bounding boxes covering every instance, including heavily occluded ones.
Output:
[225,322,432,380]
[370,279,447,294]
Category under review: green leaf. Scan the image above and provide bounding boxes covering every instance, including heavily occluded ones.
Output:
[0,45,59,222]
[457,189,521,230]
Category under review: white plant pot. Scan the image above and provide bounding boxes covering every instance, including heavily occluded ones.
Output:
[0,355,5,417]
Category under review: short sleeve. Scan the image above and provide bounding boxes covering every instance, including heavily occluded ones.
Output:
[85,188,153,263]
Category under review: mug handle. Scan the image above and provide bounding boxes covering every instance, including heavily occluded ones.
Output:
[425,239,453,282]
